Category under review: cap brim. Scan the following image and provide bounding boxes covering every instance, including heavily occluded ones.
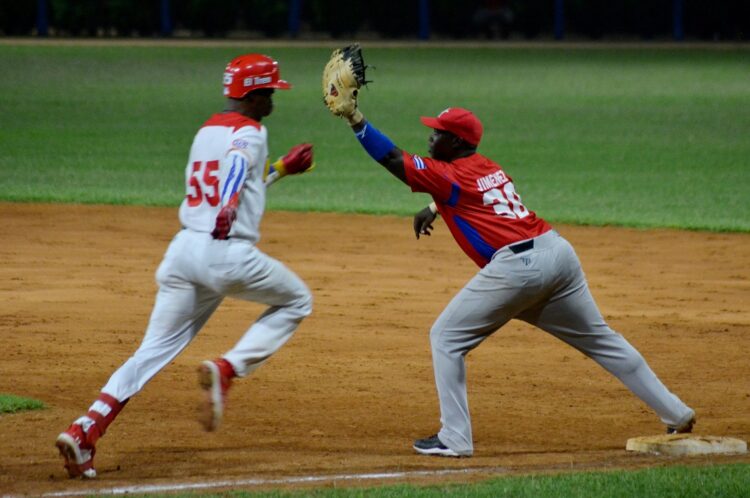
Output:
[270,80,292,90]
[420,116,445,130]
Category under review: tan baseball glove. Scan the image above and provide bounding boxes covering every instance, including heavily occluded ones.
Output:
[322,43,368,125]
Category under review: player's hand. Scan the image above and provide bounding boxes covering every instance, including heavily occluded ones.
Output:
[211,204,237,240]
[281,143,314,174]
[271,143,314,178]
[413,204,438,239]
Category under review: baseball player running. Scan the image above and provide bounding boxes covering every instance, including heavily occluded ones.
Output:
[55,54,314,478]
[323,46,695,457]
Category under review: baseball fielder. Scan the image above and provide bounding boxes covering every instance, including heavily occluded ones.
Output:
[55,54,314,478]
[323,46,696,457]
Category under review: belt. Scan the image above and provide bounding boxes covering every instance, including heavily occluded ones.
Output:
[508,239,534,254]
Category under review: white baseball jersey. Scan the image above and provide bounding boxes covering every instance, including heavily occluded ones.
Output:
[70,109,313,471]
[178,112,269,243]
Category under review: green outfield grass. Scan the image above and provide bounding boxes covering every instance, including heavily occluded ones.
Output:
[1,42,748,495]
[186,463,750,497]
[0,393,45,414]
[0,44,748,230]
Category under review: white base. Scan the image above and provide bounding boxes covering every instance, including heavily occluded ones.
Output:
[626,434,748,456]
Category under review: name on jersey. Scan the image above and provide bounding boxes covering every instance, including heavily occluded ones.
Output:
[476,170,509,192]
[244,76,272,87]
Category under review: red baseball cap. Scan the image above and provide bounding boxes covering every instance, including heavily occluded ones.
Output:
[420,107,483,146]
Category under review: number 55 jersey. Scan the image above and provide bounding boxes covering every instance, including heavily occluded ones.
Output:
[403,151,552,268]
[178,112,269,243]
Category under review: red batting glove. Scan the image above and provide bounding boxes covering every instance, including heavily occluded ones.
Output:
[211,204,237,240]
[278,143,314,175]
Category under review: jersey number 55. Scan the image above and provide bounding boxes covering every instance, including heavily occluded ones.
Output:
[187,160,220,207]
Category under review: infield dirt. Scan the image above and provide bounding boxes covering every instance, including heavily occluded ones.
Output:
[1,203,748,495]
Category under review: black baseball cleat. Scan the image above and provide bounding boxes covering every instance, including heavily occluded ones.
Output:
[413,434,460,457]
[667,414,696,435]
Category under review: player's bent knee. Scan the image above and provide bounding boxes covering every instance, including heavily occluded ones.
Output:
[429,323,450,350]
[292,289,313,318]
[300,294,313,318]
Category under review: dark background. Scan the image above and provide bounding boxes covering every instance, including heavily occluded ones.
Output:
[0,0,748,41]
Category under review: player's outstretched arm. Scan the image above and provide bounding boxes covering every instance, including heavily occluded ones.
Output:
[322,43,407,184]
[350,119,406,183]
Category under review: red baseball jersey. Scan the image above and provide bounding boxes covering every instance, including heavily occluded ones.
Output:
[403,151,552,268]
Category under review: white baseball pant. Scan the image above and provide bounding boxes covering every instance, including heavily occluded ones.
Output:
[100,229,312,400]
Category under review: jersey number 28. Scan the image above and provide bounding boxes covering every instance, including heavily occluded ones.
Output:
[186,160,220,207]
[483,182,529,219]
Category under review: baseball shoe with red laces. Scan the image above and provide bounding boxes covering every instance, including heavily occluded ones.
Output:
[198,358,235,431]
[55,423,97,478]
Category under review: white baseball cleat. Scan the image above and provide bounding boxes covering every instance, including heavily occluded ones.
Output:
[198,359,234,431]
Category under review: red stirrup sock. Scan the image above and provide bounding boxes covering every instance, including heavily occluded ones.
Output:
[216,358,237,380]
[84,392,128,444]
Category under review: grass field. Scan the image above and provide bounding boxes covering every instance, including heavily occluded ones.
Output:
[1,42,748,496]
[232,463,750,497]
[0,393,45,414]
[0,43,748,230]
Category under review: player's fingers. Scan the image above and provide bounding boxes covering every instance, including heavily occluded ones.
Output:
[419,223,433,237]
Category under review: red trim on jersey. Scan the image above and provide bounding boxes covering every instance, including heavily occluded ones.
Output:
[202,112,261,132]
[403,150,552,268]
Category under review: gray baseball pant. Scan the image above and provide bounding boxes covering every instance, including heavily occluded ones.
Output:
[431,230,694,456]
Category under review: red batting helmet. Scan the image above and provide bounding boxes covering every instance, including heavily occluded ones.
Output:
[222,54,291,99]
